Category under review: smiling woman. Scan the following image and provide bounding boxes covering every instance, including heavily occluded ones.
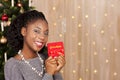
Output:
[4,10,66,80]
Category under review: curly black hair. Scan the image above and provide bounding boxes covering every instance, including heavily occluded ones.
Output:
[6,10,48,55]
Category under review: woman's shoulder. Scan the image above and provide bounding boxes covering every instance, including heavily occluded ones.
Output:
[5,56,21,69]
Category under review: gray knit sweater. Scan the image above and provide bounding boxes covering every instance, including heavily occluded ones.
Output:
[4,56,63,80]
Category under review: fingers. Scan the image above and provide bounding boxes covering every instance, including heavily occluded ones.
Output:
[58,55,66,66]
[45,56,58,75]
[46,56,57,64]
[58,52,65,56]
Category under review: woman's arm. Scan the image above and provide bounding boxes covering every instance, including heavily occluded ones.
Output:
[53,72,63,80]
[4,58,24,80]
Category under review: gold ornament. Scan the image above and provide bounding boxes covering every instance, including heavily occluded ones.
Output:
[17,0,22,7]
[20,7,24,13]
[0,36,7,44]
[7,20,11,26]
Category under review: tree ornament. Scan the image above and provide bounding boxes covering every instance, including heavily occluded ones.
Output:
[20,7,24,13]
[0,3,3,7]
[0,36,7,44]
[11,0,14,7]
[1,14,8,21]
[1,22,4,31]
[7,20,11,26]
[17,1,22,7]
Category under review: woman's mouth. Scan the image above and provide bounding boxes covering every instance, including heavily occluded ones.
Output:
[34,41,43,48]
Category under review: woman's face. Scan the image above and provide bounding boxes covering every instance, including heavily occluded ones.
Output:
[21,19,49,52]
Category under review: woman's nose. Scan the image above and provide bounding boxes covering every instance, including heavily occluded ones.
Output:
[39,35,45,40]
[38,33,47,40]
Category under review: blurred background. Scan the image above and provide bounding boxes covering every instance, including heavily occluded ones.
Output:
[0,0,120,80]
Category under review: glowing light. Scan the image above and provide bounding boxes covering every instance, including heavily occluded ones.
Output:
[106,59,109,63]
[60,70,64,73]
[103,47,107,51]
[78,42,82,46]
[101,30,104,34]
[78,6,81,9]
[86,33,89,36]
[104,13,108,16]
[114,72,117,76]
[85,15,89,18]
[114,49,118,52]
[86,69,89,72]
[53,23,57,26]
[78,23,82,27]
[92,24,96,27]
[59,15,62,18]
[79,78,82,80]
[72,16,75,19]
[73,70,76,73]
[111,4,114,7]
[94,69,97,74]
[92,41,96,45]
[59,34,63,37]
[52,6,56,10]
[94,52,97,55]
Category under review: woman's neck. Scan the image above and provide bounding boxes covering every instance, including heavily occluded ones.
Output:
[21,47,38,59]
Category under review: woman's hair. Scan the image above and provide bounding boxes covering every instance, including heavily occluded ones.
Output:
[6,10,48,53]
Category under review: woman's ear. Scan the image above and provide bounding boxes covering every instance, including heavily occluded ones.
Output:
[21,27,26,36]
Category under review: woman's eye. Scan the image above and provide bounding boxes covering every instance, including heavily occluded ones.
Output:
[33,29,40,34]
[44,31,49,36]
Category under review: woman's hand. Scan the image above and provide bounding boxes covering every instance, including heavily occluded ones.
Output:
[45,56,57,75]
[56,54,66,72]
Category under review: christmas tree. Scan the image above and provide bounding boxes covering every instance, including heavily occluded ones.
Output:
[0,0,34,79]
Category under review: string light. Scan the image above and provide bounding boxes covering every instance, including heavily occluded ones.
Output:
[104,13,108,16]
[60,70,64,73]
[85,33,88,36]
[78,42,82,46]
[103,47,107,51]
[106,59,109,63]
[79,78,82,80]
[86,69,89,72]
[52,6,56,10]
[114,48,118,52]
[92,41,96,45]
[53,22,57,26]
[113,72,117,76]
[72,16,75,19]
[100,30,105,34]
[72,70,76,74]
[92,24,96,27]
[78,23,82,27]
[94,69,98,74]
[111,4,114,7]
[59,34,63,37]
[78,6,81,9]
[85,15,89,18]
[94,52,98,55]
[59,15,62,18]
